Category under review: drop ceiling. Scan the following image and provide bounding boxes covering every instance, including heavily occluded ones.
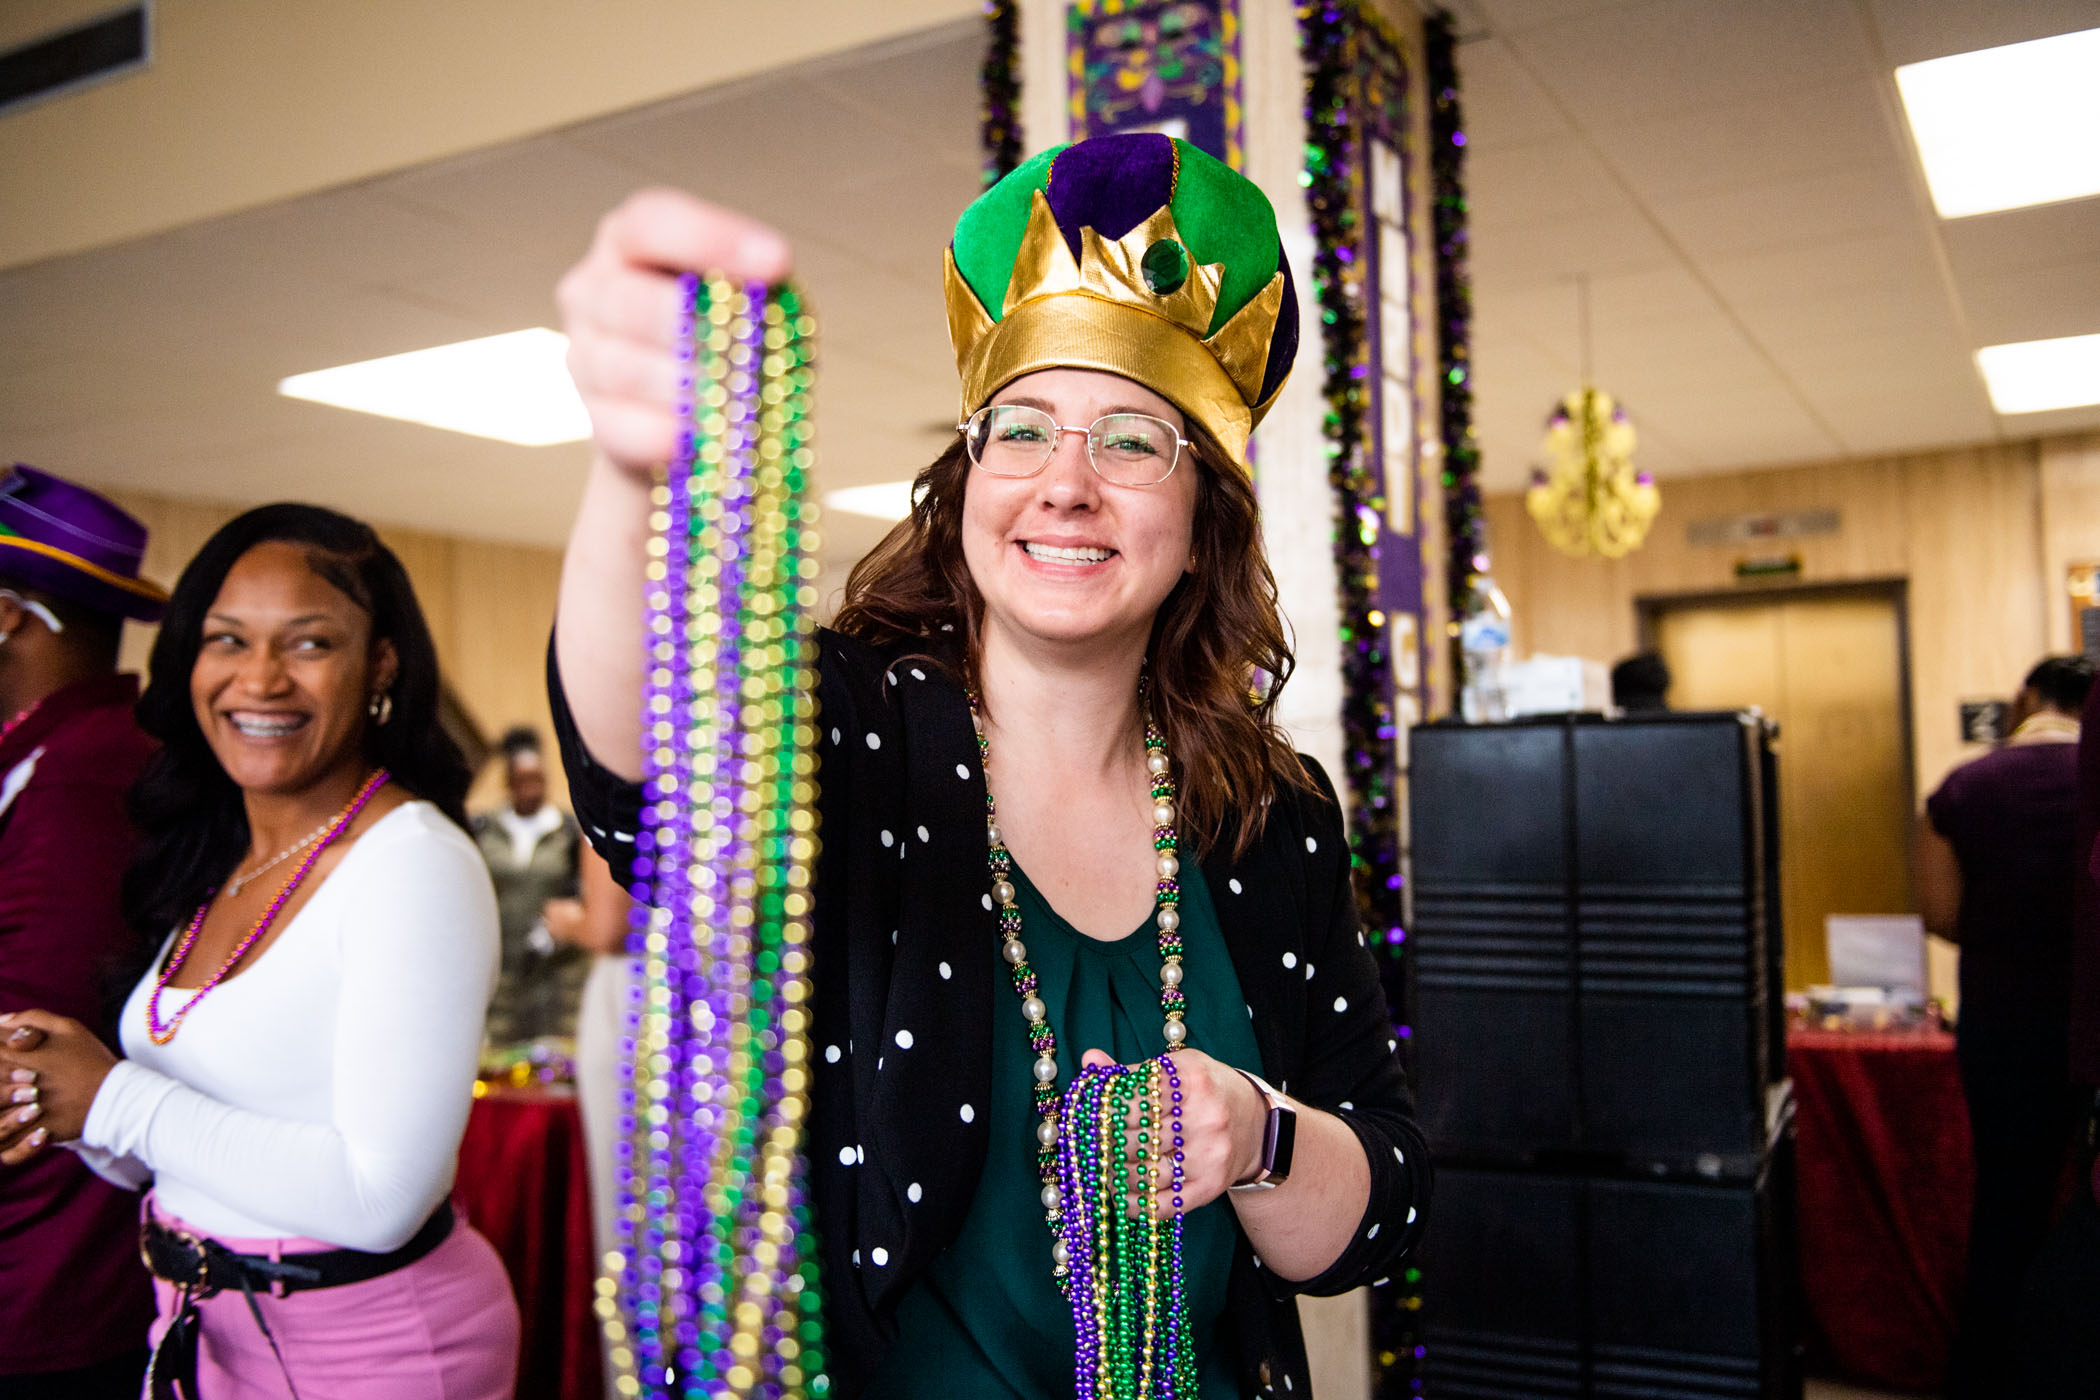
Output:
[1,1,2097,558]
[1450,0,2100,488]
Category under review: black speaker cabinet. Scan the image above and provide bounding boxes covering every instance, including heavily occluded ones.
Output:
[1410,712,1783,1173]
[1421,1152,1803,1400]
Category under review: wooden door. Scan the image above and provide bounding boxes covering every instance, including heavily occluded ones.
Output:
[1653,592,1911,989]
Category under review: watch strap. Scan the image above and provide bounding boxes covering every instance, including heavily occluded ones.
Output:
[1228,1069,1296,1191]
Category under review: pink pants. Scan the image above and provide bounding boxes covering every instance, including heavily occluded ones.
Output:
[145,1201,520,1400]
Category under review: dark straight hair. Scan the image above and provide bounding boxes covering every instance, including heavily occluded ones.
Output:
[123,503,471,937]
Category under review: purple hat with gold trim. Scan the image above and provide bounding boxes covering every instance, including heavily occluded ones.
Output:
[0,465,168,622]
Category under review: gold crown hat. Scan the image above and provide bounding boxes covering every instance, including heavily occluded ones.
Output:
[944,133,1299,469]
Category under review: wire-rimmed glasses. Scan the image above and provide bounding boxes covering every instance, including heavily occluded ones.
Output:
[959,404,1188,486]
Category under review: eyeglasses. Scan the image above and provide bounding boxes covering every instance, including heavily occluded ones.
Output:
[0,590,64,635]
[959,404,1188,487]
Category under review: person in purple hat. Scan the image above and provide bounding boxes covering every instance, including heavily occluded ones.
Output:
[544,135,1428,1399]
[0,464,165,1400]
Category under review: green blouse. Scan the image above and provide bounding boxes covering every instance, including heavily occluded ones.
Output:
[865,860,1257,1399]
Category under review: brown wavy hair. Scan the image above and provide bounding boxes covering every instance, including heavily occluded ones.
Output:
[832,423,1310,859]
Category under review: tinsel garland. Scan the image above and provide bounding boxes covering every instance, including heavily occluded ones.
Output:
[1426,9,1484,695]
[602,276,827,1400]
[982,0,1023,187]
[1296,6,1427,1394]
[1294,0,1404,1023]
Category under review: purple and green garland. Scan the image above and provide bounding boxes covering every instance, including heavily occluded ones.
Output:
[1297,6,1435,1393]
[981,0,1022,186]
[1426,9,1483,697]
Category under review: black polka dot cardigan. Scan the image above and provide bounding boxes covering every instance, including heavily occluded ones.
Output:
[549,629,1431,1399]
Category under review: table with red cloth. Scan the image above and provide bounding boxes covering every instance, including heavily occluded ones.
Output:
[1789,1025,1970,1394]
[455,1088,604,1400]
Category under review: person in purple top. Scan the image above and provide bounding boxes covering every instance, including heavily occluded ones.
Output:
[2011,660,2100,1396]
[0,465,164,1399]
[1919,654,2093,1400]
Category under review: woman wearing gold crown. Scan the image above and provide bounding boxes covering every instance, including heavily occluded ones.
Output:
[548,133,1429,1397]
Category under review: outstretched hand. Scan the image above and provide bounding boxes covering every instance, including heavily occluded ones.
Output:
[556,189,794,476]
[1076,1046,1265,1218]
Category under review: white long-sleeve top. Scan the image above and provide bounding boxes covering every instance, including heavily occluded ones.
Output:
[79,802,499,1252]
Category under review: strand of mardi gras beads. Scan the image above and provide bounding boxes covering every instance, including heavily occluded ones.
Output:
[600,274,824,1400]
[1057,1056,1197,1399]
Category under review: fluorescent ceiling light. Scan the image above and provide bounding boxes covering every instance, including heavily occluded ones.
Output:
[824,480,918,521]
[1896,27,2100,218]
[278,328,590,445]
[1976,332,2100,414]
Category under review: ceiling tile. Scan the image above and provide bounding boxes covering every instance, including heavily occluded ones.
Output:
[1507,0,1878,127]
[1863,0,2100,67]
[1648,162,1920,262]
[1940,198,2100,279]
[1466,136,1636,229]
[1587,78,1897,201]
[1450,39,1574,152]
[1962,256,2100,346]
[1469,205,1677,286]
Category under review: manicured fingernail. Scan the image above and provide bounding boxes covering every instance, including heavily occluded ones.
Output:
[7,1027,32,1046]
[9,1086,34,1104]
[7,1069,31,1083]
[16,1103,38,1123]
[24,1126,45,1147]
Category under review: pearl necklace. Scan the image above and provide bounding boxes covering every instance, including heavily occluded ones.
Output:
[224,815,338,897]
[969,688,1187,1290]
[147,770,390,1044]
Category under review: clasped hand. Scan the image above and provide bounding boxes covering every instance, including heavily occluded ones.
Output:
[1076,1046,1266,1219]
[0,1011,118,1166]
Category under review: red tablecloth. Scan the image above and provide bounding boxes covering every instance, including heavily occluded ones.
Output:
[456,1090,603,1400]
[1789,1026,1970,1394]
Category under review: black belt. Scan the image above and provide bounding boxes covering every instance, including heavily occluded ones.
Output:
[141,1202,454,1400]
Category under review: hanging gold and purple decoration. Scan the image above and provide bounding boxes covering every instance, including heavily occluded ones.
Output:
[1526,387,1658,558]
[1068,0,1242,167]
[602,276,827,1400]
[1299,3,1425,1392]
[981,0,1023,187]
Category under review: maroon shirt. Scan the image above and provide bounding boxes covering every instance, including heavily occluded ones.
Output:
[0,674,156,1372]
[1927,736,2082,1067]
[2075,682,2100,1087]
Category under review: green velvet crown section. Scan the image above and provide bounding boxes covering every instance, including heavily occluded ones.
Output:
[951,135,1283,339]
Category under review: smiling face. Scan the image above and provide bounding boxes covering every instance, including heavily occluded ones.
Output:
[960,367,1202,660]
[190,540,398,800]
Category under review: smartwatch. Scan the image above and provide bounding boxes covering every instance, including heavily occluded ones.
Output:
[1228,1069,1297,1191]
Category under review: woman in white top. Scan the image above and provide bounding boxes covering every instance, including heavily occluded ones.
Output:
[0,504,519,1400]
